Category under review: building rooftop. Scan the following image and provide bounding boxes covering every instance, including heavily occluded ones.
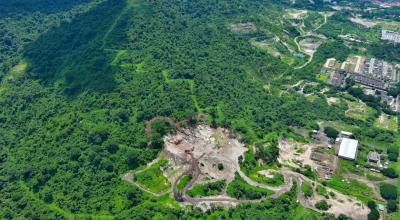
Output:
[368,151,380,162]
[338,138,359,160]
[377,204,385,212]
[340,131,353,138]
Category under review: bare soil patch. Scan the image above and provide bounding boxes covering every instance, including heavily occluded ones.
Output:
[229,23,256,33]
[164,125,247,184]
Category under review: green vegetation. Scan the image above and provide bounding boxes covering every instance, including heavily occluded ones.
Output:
[248,169,285,187]
[380,183,398,201]
[0,0,97,78]
[388,148,399,162]
[325,175,373,204]
[317,12,380,43]
[134,159,171,193]
[0,0,398,218]
[176,174,192,190]
[187,180,226,197]
[316,185,327,197]
[387,200,398,213]
[227,173,274,199]
[368,209,380,220]
[345,101,377,122]
[381,168,399,179]
[316,73,329,83]
[315,200,329,211]
[366,172,386,182]
[323,126,339,139]
[373,114,398,131]
[301,182,313,198]
[303,12,325,32]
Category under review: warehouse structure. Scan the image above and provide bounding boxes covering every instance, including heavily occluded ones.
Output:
[338,138,359,160]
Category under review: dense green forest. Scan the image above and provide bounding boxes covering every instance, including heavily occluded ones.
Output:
[0,0,398,219]
[0,0,92,18]
[0,0,100,78]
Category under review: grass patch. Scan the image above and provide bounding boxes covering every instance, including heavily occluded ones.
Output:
[325,175,373,204]
[249,170,284,187]
[374,113,398,131]
[177,174,192,190]
[316,73,329,82]
[301,182,313,198]
[366,171,386,181]
[227,172,274,199]
[337,159,364,176]
[134,158,171,193]
[187,180,225,197]
[289,205,323,220]
[316,185,328,196]
[345,101,376,122]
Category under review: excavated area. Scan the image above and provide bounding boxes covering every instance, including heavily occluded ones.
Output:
[163,125,247,184]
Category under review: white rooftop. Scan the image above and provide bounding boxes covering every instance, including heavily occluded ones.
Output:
[338,138,358,160]
[340,131,353,137]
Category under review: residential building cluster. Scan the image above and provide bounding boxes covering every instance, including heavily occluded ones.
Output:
[381,30,400,44]
[323,56,399,112]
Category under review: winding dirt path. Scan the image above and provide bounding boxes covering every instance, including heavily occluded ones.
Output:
[293,13,329,69]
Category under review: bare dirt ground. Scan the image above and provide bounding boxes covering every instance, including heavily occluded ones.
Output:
[350,17,377,28]
[257,170,275,178]
[229,23,256,33]
[327,97,340,105]
[278,138,315,168]
[285,9,308,19]
[164,125,247,183]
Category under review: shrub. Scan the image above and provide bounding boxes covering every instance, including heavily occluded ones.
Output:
[387,200,398,213]
[367,209,379,220]
[217,163,224,171]
[381,168,398,178]
[337,214,350,220]
[367,200,376,210]
[187,180,226,197]
[315,200,329,210]
[380,183,398,201]
[387,147,399,162]
[324,127,339,139]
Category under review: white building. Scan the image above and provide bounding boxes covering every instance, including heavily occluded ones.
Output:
[381,30,400,43]
[338,138,359,160]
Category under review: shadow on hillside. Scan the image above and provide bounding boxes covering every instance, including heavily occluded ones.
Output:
[0,0,91,18]
[23,0,130,95]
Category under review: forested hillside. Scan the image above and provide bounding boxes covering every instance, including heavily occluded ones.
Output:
[0,0,398,219]
[0,0,101,78]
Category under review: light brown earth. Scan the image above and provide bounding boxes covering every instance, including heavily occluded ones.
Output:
[229,23,256,33]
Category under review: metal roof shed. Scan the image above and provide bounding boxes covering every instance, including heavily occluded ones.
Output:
[338,138,359,160]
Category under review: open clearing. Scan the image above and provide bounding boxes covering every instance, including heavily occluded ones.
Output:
[164,125,247,184]
[349,17,377,28]
[374,113,398,131]
[278,138,315,168]
[345,100,376,121]
[285,9,308,19]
